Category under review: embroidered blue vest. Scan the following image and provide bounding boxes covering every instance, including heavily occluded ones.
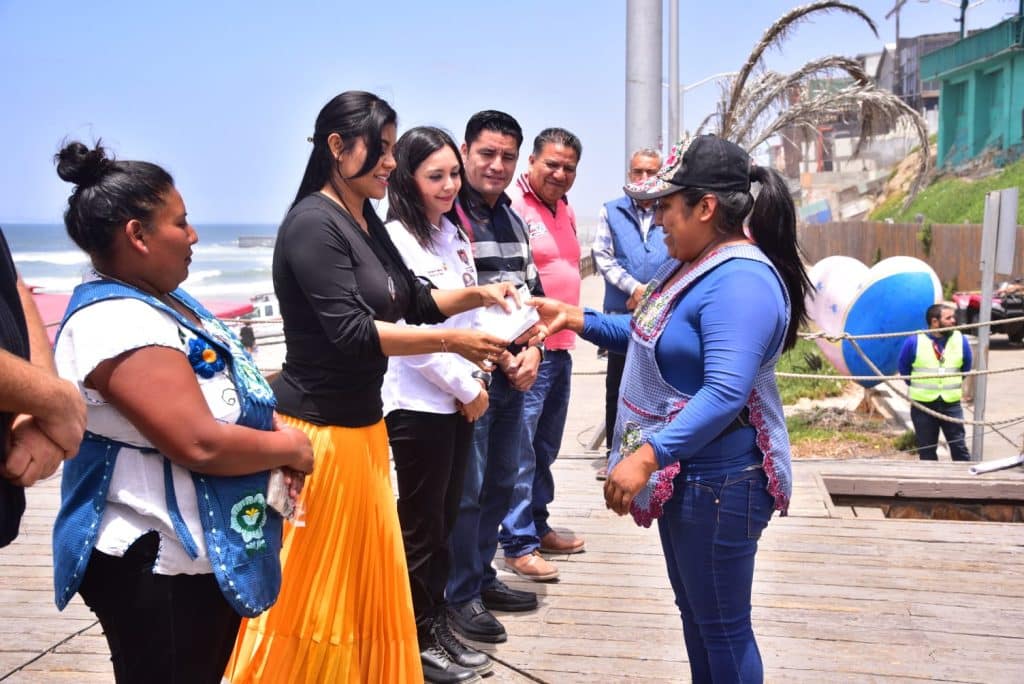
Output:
[601,196,670,313]
[52,280,282,617]
[609,244,793,527]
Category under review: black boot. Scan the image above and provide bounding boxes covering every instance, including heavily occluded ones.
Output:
[434,607,493,676]
[420,627,481,684]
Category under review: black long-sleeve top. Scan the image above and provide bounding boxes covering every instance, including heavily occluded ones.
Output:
[270,193,445,427]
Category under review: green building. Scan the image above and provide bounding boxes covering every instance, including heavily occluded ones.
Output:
[920,13,1024,167]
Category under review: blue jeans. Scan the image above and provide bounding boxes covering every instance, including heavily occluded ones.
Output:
[447,371,524,606]
[658,467,774,684]
[910,399,971,461]
[499,350,572,557]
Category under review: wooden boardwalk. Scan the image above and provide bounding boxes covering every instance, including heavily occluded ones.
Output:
[3,276,1023,682]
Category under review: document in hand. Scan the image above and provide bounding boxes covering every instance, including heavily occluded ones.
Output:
[476,297,540,342]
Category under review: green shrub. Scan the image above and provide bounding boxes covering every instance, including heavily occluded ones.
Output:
[893,430,917,453]
[776,339,845,404]
[883,158,1024,224]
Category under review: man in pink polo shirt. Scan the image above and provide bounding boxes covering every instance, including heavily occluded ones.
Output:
[499,128,584,581]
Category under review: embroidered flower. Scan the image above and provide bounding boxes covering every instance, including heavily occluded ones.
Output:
[188,337,225,378]
[230,493,268,554]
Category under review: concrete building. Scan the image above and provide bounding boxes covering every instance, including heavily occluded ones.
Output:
[921,14,1024,167]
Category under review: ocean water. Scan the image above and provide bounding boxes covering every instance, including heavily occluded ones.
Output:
[3,222,278,302]
[4,216,601,305]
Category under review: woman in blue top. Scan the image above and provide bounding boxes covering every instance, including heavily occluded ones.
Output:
[533,135,810,683]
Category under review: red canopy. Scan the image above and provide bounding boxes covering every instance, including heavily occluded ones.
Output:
[31,291,254,344]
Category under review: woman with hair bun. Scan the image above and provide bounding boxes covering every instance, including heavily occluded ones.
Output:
[50,140,314,683]
[530,135,811,684]
[227,93,526,683]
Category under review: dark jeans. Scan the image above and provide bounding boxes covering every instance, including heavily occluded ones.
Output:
[910,399,971,461]
[499,350,572,556]
[604,350,626,453]
[657,468,774,684]
[447,371,523,605]
[78,531,241,684]
[386,409,473,637]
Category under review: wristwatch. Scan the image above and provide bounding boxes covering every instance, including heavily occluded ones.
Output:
[471,370,492,389]
[534,342,545,363]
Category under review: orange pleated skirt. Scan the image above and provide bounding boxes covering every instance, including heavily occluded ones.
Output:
[225,417,423,683]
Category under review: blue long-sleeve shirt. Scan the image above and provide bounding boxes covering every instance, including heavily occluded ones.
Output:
[582,259,787,475]
[897,332,973,384]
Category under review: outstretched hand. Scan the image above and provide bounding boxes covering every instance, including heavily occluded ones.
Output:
[515,296,575,347]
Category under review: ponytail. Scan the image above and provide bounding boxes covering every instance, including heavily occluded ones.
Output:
[748,165,810,351]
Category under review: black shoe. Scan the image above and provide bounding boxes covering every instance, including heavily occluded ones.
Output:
[434,608,493,675]
[447,600,507,643]
[481,578,538,612]
[421,638,481,684]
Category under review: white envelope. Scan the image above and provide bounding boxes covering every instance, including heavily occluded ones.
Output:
[476,296,540,342]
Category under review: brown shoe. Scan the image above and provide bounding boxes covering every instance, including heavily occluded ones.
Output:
[539,530,586,554]
[503,550,559,582]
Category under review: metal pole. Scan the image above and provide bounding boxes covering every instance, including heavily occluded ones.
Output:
[625,0,663,165]
[886,0,908,101]
[668,0,679,144]
[972,191,1000,460]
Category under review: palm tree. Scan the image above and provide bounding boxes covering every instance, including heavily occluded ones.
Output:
[697,1,930,200]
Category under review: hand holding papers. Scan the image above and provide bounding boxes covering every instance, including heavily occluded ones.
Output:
[476,291,541,342]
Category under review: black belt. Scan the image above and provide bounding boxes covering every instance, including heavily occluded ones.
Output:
[719,407,752,438]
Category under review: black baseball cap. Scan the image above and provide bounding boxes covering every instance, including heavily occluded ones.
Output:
[624,134,752,200]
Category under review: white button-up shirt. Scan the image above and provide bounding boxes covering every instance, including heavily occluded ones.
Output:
[382,217,484,415]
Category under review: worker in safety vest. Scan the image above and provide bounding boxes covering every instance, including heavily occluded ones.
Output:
[897,304,972,461]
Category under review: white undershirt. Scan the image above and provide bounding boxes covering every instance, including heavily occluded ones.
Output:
[55,297,242,574]
[382,217,484,415]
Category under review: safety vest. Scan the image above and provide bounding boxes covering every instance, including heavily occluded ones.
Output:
[909,331,964,403]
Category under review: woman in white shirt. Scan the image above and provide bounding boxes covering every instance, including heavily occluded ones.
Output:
[50,141,313,683]
[383,126,492,684]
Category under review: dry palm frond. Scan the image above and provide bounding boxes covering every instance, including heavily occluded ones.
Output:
[730,56,872,146]
[694,110,722,138]
[747,84,930,198]
[722,1,878,136]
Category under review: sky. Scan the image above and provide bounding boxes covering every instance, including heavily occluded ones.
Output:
[1,0,1019,225]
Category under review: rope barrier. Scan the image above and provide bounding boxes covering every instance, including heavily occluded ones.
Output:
[799,314,1024,342]
[775,364,1024,382]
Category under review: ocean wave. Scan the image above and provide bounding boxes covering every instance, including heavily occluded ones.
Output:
[192,244,273,262]
[11,250,89,266]
[186,269,222,283]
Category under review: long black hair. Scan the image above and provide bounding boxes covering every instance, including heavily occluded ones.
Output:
[292,91,397,208]
[679,165,810,352]
[386,126,467,250]
[54,140,175,257]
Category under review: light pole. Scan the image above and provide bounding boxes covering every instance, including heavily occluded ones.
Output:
[625,0,663,168]
[666,72,739,141]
